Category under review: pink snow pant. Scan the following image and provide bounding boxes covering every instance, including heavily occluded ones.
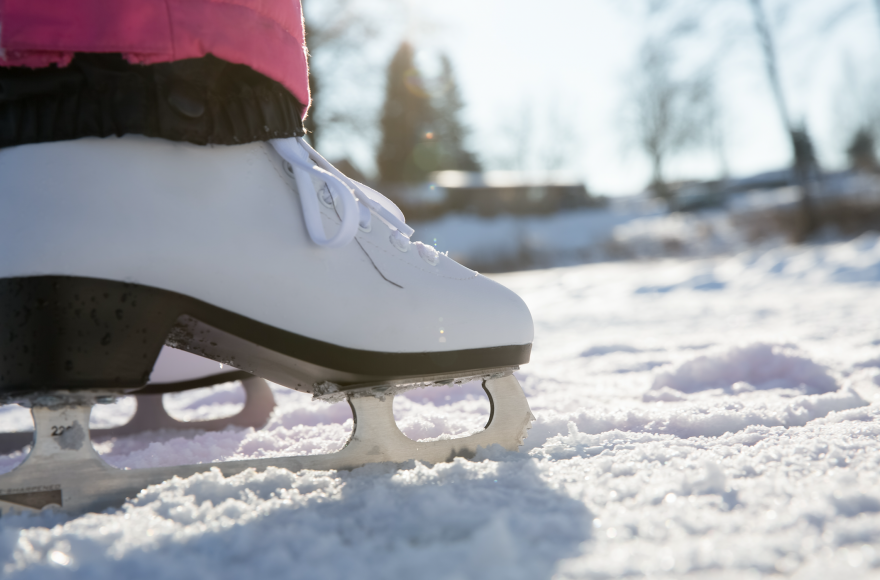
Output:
[0,0,311,117]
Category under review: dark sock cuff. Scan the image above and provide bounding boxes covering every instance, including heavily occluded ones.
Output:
[0,53,306,148]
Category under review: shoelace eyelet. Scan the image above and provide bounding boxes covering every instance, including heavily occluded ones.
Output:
[318,187,335,209]
[389,231,409,252]
[415,242,440,266]
[283,161,295,178]
[359,221,372,233]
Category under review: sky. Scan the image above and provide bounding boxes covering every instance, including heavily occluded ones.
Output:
[311,0,880,196]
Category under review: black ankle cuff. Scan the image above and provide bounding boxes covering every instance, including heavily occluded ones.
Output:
[0,54,306,148]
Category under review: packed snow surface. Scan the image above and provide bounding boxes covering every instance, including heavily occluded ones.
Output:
[2,233,880,579]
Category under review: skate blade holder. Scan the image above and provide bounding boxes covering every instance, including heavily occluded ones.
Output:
[0,374,533,514]
[0,377,276,456]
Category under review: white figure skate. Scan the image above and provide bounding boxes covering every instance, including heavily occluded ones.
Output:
[0,135,534,514]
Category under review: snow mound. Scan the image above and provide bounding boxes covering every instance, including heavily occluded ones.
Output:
[649,343,838,395]
[528,387,868,444]
[610,211,743,259]
[819,231,880,283]
[719,230,880,286]
[579,344,641,357]
[1,462,591,580]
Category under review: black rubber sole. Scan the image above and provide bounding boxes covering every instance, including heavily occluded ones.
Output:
[0,276,531,395]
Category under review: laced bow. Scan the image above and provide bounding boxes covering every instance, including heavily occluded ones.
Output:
[270,137,414,248]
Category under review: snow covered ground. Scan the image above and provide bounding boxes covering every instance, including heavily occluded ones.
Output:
[1,233,880,578]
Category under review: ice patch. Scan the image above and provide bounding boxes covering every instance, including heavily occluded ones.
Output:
[649,343,838,395]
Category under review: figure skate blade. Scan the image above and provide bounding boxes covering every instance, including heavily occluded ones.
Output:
[0,374,532,514]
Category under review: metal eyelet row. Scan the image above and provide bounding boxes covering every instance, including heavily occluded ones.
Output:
[285,158,433,263]
[285,161,334,209]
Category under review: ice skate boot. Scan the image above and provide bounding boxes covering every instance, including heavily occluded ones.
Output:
[0,346,275,454]
[0,135,534,514]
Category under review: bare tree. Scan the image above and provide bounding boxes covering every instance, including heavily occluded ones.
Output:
[847,128,880,172]
[301,0,380,150]
[834,52,880,171]
[491,99,580,175]
[747,0,821,240]
[743,0,874,237]
[625,38,716,200]
[539,97,581,174]
[628,0,873,215]
[493,104,533,172]
[874,0,880,37]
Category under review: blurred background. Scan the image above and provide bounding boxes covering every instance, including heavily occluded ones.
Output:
[303,0,880,272]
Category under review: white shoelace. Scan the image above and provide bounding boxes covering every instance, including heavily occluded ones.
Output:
[270,137,414,249]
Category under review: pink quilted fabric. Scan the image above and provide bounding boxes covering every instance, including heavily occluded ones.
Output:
[0,0,310,115]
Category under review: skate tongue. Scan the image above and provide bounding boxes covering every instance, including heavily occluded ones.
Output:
[271,137,414,248]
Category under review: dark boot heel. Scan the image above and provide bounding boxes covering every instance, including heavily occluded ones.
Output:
[0,277,180,394]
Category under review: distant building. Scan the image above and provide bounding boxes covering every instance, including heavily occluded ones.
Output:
[376,171,600,220]
[668,170,797,213]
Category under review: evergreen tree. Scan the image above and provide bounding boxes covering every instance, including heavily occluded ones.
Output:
[377,42,435,182]
[432,55,481,172]
[847,128,879,173]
